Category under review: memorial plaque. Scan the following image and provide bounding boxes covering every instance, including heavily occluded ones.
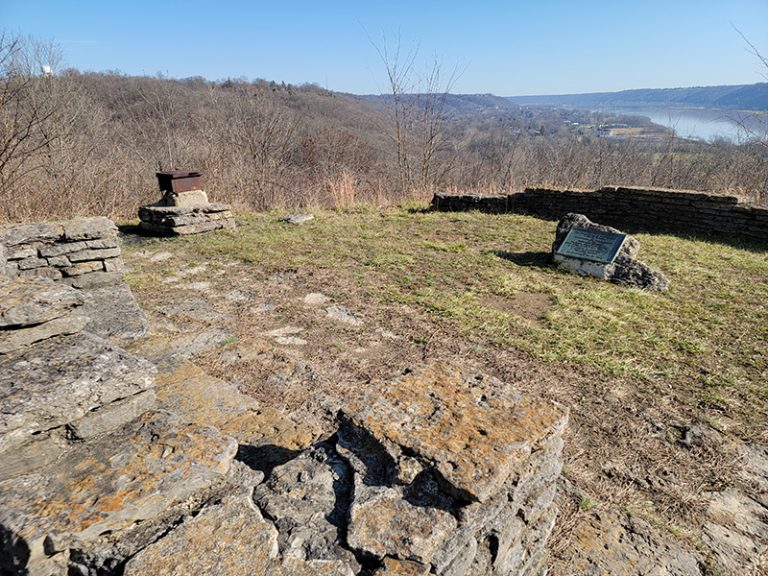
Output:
[556,227,626,264]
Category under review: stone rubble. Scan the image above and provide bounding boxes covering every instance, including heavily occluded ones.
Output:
[551,213,669,291]
[0,222,572,575]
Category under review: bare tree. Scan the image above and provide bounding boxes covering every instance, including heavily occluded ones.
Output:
[0,34,63,209]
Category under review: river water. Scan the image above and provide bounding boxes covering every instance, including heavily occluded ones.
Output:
[598,106,767,142]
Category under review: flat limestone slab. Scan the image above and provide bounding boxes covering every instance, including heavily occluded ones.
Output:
[0,276,84,328]
[154,361,322,449]
[0,332,156,443]
[123,495,278,576]
[78,283,149,340]
[341,364,568,503]
[0,410,238,573]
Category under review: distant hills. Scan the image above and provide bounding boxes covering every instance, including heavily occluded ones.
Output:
[507,83,768,112]
[360,93,520,117]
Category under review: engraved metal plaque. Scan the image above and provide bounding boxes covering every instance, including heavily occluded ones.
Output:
[556,227,626,264]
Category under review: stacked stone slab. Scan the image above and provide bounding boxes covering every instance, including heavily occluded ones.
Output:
[221,364,567,576]
[0,276,239,575]
[138,170,236,235]
[0,216,148,340]
[431,186,768,243]
[0,216,125,285]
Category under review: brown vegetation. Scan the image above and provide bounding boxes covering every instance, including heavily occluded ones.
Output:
[1,33,767,222]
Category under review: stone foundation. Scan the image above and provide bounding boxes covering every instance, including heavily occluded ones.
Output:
[431,186,768,243]
[138,203,236,236]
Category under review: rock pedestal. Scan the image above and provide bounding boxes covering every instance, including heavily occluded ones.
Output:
[552,213,669,291]
[138,170,236,236]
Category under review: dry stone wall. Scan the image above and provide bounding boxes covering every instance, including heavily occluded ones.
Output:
[0,217,125,285]
[0,217,148,340]
[431,186,768,242]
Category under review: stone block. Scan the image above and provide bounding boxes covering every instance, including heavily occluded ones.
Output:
[0,222,64,247]
[6,245,39,260]
[63,261,103,277]
[0,277,84,328]
[17,257,48,270]
[164,189,209,207]
[347,485,457,563]
[0,410,237,574]
[67,247,121,263]
[61,216,117,241]
[46,255,71,267]
[102,257,125,273]
[0,313,88,355]
[18,267,63,280]
[340,364,568,503]
[39,240,91,258]
[0,331,156,439]
[123,495,278,576]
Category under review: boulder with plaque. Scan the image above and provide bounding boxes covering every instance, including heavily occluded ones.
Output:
[551,213,669,291]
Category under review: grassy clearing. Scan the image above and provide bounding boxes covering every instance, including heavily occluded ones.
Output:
[125,207,767,436]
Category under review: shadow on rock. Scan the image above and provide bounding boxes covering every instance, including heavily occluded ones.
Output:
[236,444,301,479]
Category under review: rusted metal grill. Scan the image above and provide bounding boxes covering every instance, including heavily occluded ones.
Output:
[156,170,204,194]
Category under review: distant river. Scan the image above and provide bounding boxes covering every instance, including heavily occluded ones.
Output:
[596,106,766,142]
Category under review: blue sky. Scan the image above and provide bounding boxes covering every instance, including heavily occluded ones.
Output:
[2,0,767,95]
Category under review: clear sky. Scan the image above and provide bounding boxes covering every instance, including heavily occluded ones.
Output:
[2,0,767,96]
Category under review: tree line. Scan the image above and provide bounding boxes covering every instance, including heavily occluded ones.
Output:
[1,33,766,222]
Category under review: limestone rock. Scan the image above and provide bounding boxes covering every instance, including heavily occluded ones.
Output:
[277,558,357,575]
[77,283,149,340]
[253,443,357,567]
[0,332,156,443]
[138,204,236,236]
[61,216,117,241]
[0,222,64,247]
[281,213,315,225]
[0,410,238,574]
[552,213,669,291]
[340,364,568,503]
[374,557,431,575]
[123,495,278,576]
[702,488,768,572]
[347,485,457,563]
[562,509,703,576]
[0,313,88,354]
[0,276,83,328]
[326,305,363,326]
[162,189,209,207]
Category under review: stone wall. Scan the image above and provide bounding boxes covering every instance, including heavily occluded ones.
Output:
[0,217,148,340]
[0,217,126,285]
[431,186,768,242]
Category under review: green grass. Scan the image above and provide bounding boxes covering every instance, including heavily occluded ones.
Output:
[125,207,768,431]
